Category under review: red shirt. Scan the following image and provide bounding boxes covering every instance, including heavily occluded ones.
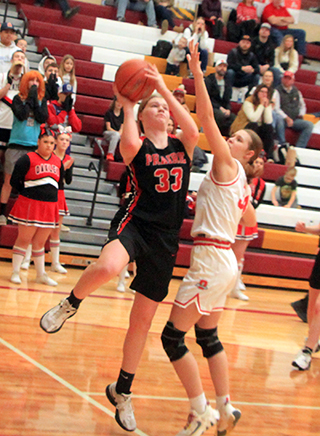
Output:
[261,3,292,30]
[236,3,258,23]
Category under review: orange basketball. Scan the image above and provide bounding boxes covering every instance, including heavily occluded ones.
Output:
[115,59,155,102]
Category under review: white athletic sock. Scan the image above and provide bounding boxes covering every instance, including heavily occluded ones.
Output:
[118,265,128,287]
[23,244,32,263]
[190,393,207,415]
[50,239,60,265]
[12,246,26,272]
[32,248,45,278]
[216,394,231,411]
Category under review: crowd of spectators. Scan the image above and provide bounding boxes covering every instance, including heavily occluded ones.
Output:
[0,21,82,226]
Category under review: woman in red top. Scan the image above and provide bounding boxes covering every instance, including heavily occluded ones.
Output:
[49,126,74,274]
[236,0,259,39]
[9,126,63,286]
[230,154,266,300]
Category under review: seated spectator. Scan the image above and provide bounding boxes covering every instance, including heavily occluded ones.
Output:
[59,54,77,103]
[181,16,209,73]
[172,85,190,114]
[47,84,82,146]
[230,84,274,159]
[103,96,124,161]
[154,0,183,34]
[0,22,19,74]
[167,116,176,134]
[261,0,306,58]
[274,34,299,75]
[226,35,260,93]
[38,54,57,76]
[0,50,26,161]
[205,59,235,137]
[34,0,80,19]
[165,36,187,76]
[116,0,157,27]
[16,38,30,72]
[0,71,48,225]
[274,71,313,149]
[271,166,298,208]
[200,0,224,39]
[251,22,281,86]
[44,62,62,101]
[235,0,259,39]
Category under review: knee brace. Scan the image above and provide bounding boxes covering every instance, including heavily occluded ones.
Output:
[161,321,189,362]
[195,325,224,359]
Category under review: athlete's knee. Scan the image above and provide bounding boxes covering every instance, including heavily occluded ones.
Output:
[195,324,224,358]
[161,321,189,362]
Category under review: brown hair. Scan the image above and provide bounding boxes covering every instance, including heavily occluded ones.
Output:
[251,84,271,107]
[19,71,45,101]
[243,129,263,179]
[45,62,59,72]
[137,93,163,134]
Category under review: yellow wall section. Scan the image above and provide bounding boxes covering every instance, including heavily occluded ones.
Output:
[262,229,319,255]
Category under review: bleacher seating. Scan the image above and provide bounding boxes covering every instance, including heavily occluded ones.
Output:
[0,0,319,285]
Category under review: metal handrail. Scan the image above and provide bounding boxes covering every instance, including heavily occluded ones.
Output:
[86,139,105,226]
[18,8,28,38]
[2,0,9,22]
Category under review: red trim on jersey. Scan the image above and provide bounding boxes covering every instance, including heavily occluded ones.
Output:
[117,164,141,234]
[194,236,231,249]
[209,169,240,187]
[174,294,224,314]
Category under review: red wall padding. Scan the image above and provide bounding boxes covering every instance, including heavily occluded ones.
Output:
[244,251,314,279]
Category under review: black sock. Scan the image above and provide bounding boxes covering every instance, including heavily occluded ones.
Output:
[116,369,135,395]
[0,203,7,216]
[67,290,83,309]
[303,346,312,355]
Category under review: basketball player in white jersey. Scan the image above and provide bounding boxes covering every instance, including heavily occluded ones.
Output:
[161,41,263,436]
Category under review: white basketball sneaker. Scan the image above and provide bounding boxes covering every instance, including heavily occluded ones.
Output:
[176,404,219,436]
[292,349,312,371]
[40,298,77,333]
[217,403,241,436]
[106,382,136,432]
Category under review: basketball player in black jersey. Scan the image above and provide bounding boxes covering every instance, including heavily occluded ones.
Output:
[40,65,199,431]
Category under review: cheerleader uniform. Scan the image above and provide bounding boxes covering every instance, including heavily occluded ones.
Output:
[235,176,266,241]
[57,154,73,216]
[9,151,63,228]
[174,159,251,314]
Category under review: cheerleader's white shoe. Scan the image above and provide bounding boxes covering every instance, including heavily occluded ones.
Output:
[51,263,67,274]
[36,273,58,287]
[11,272,21,284]
[20,261,30,270]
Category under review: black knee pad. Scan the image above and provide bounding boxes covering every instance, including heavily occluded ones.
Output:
[161,321,188,362]
[195,325,224,359]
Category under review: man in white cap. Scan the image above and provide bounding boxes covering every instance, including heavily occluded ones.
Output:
[205,59,236,137]
[251,22,281,86]
[0,22,19,74]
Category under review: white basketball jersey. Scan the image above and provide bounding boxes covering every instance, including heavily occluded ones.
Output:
[191,159,251,243]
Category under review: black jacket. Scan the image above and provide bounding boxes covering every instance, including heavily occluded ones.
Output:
[205,73,232,110]
[251,36,275,66]
[227,47,259,76]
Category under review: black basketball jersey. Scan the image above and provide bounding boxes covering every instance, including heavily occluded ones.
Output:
[117,135,191,232]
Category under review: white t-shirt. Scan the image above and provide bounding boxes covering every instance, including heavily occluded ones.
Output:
[0,42,19,74]
[0,71,22,129]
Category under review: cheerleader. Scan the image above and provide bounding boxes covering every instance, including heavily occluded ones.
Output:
[230,153,266,300]
[9,126,63,286]
[49,126,74,273]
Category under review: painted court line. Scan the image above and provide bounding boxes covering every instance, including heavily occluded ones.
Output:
[86,393,320,411]
[0,337,149,436]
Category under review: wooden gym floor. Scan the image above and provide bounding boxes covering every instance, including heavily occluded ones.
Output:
[0,259,319,436]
